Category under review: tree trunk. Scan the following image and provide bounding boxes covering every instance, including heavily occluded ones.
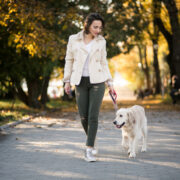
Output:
[14,81,29,106]
[155,18,175,76]
[13,76,51,109]
[26,79,42,109]
[143,46,151,89]
[40,75,50,105]
[152,39,161,94]
[157,0,180,77]
[137,45,151,89]
[163,0,180,78]
[152,0,161,94]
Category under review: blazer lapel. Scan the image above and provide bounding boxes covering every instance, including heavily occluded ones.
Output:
[89,39,100,60]
[76,31,89,54]
[75,30,103,60]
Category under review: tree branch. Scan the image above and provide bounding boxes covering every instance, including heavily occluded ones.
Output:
[155,17,172,45]
[14,81,29,106]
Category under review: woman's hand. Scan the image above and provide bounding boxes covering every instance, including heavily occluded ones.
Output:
[108,84,114,93]
[108,85,117,104]
[64,82,71,95]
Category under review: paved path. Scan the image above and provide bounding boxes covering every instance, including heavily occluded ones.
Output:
[0,109,180,180]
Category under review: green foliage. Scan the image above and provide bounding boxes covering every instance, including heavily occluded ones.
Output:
[0,0,80,107]
[0,98,76,126]
[1,0,178,107]
[0,99,35,126]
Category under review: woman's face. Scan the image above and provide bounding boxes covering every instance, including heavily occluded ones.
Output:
[89,20,103,37]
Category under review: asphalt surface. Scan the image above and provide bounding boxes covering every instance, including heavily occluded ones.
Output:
[0,109,180,180]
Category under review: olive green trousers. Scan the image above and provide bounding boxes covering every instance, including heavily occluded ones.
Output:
[75,77,105,147]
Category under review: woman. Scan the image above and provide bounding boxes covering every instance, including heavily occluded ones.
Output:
[63,13,114,162]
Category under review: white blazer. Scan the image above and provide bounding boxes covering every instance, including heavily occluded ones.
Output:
[63,30,112,85]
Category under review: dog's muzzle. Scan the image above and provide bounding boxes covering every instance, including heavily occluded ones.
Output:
[113,121,125,128]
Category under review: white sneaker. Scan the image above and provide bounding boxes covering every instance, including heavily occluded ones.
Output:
[85,148,96,162]
[92,148,98,155]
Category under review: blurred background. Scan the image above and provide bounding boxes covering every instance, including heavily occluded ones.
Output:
[0,0,180,123]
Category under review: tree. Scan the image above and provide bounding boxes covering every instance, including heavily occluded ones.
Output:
[0,0,80,108]
[137,44,151,89]
[152,0,161,93]
[155,0,180,77]
[2,0,177,108]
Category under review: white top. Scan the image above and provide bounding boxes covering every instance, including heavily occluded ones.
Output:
[82,40,94,77]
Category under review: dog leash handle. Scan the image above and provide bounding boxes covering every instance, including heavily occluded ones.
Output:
[109,90,118,111]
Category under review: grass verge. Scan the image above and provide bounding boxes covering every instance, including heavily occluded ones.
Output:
[0,98,76,126]
[0,95,179,126]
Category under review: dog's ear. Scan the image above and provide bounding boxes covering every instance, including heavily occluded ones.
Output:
[127,110,136,124]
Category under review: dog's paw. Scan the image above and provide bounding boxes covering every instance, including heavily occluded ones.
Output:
[129,152,136,158]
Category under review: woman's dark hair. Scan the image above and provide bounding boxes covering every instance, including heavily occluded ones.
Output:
[84,13,105,34]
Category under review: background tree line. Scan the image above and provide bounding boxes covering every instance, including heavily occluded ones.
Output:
[0,0,179,108]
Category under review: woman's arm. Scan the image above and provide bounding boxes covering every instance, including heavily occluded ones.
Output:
[63,36,74,83]
[63,36,74,94]
[101,39,113,89]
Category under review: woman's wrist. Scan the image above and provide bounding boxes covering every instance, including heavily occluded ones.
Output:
[106,81,113,87]
[64,80,70,85]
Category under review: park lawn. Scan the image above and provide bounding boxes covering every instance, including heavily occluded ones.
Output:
[46,98,77,112]
[0,99,37,126]
[101,94,180,111]
[0,95,179,126]
[0,99,76,126]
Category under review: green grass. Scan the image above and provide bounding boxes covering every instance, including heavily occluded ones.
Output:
[0,95,179,126]
[0,110,23,126]
[0,99,36,126]
[161,94,173,104]
[46,98,76,110]
[0,98,76,126]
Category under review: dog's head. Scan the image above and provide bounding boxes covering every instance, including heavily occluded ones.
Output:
[113,108,135,128]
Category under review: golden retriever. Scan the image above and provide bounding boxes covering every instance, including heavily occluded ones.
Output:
[113,105,147,158]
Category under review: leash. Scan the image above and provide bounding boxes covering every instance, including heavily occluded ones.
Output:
[109,89,118,112]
